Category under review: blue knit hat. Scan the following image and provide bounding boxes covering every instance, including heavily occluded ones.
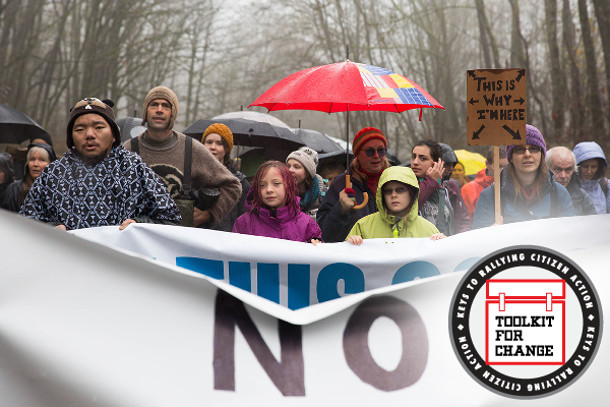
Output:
[506,124,547,161]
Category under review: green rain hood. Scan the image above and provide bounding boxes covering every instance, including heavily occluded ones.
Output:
[346,166,439,239]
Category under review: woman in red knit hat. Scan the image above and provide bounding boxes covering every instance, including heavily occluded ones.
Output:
[316,127,390,242]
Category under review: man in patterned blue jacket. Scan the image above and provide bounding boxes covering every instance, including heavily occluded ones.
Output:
[21,98,181,231]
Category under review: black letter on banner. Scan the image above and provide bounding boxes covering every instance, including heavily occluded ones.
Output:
[343,296,428,391]
[213,290,305,396]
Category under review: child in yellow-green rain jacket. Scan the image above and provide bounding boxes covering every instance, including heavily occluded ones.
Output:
[346,166,445,245]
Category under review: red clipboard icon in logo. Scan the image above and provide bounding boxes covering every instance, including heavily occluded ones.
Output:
[486,279,565,365]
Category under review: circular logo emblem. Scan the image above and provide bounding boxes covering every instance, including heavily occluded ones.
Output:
[449,245,602,398]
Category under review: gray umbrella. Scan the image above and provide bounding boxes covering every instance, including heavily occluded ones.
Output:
[182,118,305,151]
[116,117,147,142]
[0,103,51,145]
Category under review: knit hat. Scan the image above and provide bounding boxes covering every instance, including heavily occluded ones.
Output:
[506,124,547,161]
[573,141,607,166]
[142,86,179,130]
[353,127,387,156]
[202,123,234,153]
[286,146,319,178]
[66,98,121,149]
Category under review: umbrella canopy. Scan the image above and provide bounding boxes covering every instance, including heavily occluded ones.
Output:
[182,118,305,152]
[0,103,51,145]
[454,149,486,176]
[116,117,147,142]
[212,111,290,128]
[249,61,444,114]
[290,128,344,154]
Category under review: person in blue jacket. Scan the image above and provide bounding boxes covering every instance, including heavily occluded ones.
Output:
[472,124,574,229]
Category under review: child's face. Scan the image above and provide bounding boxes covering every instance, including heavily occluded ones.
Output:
[286,158,308,186]
[260,167,287,208]
[382,181,412,217]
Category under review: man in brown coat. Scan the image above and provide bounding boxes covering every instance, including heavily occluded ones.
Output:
[124,86,241,227]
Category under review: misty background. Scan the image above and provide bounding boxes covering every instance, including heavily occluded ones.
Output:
[1,0,608,162]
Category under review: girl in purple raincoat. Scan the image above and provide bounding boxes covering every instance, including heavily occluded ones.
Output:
[233,161,322,243]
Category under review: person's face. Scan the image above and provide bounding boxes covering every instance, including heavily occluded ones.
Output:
[382,181,412,217]
[27,149,51,179]
[579,158,599,181]
[286,158,308,187]
[72,113,114,163]
[452,163,465,178]
[411,145,434,178]
[146,98,172,130]
[443,162,455,178]
[549,156,575,187]
[203,133,226,162]
[0,170,6,184]
[486,157,509,177]
[323,169,342,186]
[260,167,286,209]
[357,139,386,174]
[510,145,542,176]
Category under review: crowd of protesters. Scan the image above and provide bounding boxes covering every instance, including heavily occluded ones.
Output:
[1,86,608,244]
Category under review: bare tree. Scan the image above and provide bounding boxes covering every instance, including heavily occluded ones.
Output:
[578,0,605,137]
[544,0,566,141]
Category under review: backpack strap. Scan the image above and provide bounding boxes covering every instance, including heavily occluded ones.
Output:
[131,137,139,154]
[182,136,193,198]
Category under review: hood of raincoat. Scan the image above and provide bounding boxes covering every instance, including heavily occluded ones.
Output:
[376,166,420,225]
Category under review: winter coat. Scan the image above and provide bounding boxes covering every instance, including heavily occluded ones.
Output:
[461,168,494,220]
[347,166,439,239]
[1,179,25,212]
[316,169,377,242]
[443,178,471,233]
[472,168,574,229]
[578,178,610,214]
[565,176,597,216]
[417,174,454,235]
[210,166,250,232]
[20,146,181,230]
[233,191,322,242]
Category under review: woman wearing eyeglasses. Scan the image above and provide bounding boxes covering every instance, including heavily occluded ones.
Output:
[472,124,574,229]
[346,166,445,244]
[317,127,390,242]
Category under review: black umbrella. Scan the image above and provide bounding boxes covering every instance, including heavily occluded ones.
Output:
[182,118,305,151]
[290,128,344,154]
[116,117,147,142]
[0,103,51,145]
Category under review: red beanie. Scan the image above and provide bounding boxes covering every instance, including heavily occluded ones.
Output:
[353,127,387,156]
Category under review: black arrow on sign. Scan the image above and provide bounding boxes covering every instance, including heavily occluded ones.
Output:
[516,69,526,82]
[502,125,522,140]
[468,71,477,79]
[472,124,485,140]
[514,97,525,105]
[469,98,479,105]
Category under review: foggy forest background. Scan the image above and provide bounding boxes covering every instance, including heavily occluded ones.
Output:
[1,0,609,162]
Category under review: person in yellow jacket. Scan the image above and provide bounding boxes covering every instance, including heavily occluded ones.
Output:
[347,166,446,245]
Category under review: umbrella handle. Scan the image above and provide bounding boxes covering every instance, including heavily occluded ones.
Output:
[345,175,369,210]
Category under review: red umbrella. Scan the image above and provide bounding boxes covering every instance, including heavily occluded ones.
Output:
[249,60,444,208]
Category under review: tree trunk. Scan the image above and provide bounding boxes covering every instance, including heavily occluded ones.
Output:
[544,0,565,143]
[578,0,605,136]
[562,0,585,143]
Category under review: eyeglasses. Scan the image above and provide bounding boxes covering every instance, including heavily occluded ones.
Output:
[383,186,408,196]
[512,145,542,155]
[71,97,107,111]
[363,147,387,157]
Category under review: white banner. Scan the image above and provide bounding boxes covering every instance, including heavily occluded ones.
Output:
[0,209,608,406]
